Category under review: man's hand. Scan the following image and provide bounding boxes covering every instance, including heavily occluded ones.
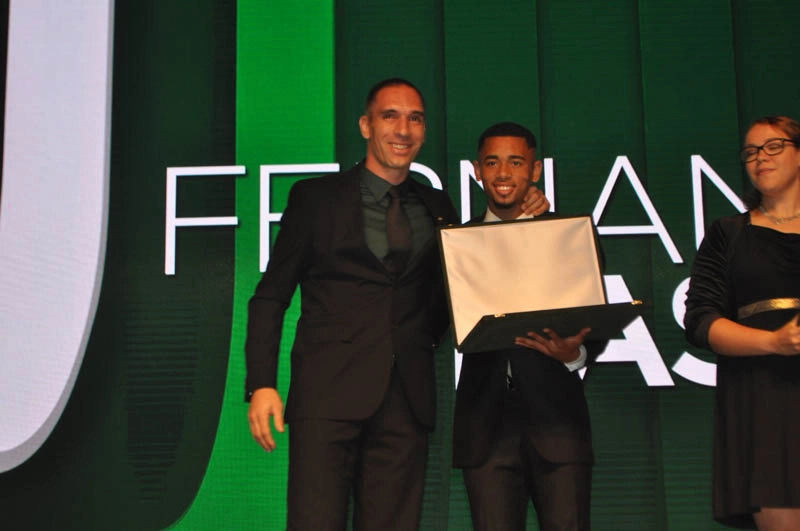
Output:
[248,387,285,452]
[521,186,550,217]
[515,327,591,364]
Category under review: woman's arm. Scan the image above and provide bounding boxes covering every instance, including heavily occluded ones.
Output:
[709,314,800,357]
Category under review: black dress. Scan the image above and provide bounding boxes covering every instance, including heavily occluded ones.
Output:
[684,213,800,528]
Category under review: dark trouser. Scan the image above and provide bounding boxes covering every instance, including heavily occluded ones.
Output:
[462,393,592,531]
[287,372,428,531]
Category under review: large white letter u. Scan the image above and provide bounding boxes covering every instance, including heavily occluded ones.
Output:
[0,1,114,472]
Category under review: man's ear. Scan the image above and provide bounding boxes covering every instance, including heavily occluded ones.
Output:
[472,160,482,182]
[358,115,370,140]
[531,159,543,183]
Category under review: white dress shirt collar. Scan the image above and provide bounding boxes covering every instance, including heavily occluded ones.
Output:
[483,209,534,223]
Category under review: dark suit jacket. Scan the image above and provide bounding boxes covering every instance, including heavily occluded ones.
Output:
[453,213,606,466]
[245,163,459,429]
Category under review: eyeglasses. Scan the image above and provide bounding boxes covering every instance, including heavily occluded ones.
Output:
[739,138,797,163]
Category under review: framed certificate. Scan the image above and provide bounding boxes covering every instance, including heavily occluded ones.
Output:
[438,215,647,353]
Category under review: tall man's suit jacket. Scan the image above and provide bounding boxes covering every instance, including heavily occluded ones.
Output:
[453,213,606,467]
[245,163,459,429]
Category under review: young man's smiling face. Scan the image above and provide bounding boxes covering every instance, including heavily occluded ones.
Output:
[474,135,542,220]
[359,83,426,184]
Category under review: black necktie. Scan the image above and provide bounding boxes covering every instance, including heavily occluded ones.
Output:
[385,185,412,273]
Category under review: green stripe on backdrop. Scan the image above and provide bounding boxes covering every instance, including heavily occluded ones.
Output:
[443,0,542,219]
[442,1,542,527]
[638,2,737,529]
[732,1,800,124]
[536,2,665,528]
[333,2,454,529]
[334,1,447,178]
[169,2,334,530]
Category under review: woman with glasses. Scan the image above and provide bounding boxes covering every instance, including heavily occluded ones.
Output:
[685,115,800,530]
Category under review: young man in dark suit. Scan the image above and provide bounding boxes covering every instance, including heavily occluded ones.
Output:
[245,81,549,530]
[453,122,605,531]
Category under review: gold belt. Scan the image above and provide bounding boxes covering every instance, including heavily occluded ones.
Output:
[737,298,800,320]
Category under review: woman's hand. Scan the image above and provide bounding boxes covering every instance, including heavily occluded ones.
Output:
[770,314,800,355]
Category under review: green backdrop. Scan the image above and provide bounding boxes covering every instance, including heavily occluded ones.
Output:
[2,1,799,529]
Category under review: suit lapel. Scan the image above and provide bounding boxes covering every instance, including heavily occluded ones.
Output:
[404,179,453,273]
[412,178,454,228]
[334,165,365,242]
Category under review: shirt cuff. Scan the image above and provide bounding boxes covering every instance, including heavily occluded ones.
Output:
[564,344,587,372]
